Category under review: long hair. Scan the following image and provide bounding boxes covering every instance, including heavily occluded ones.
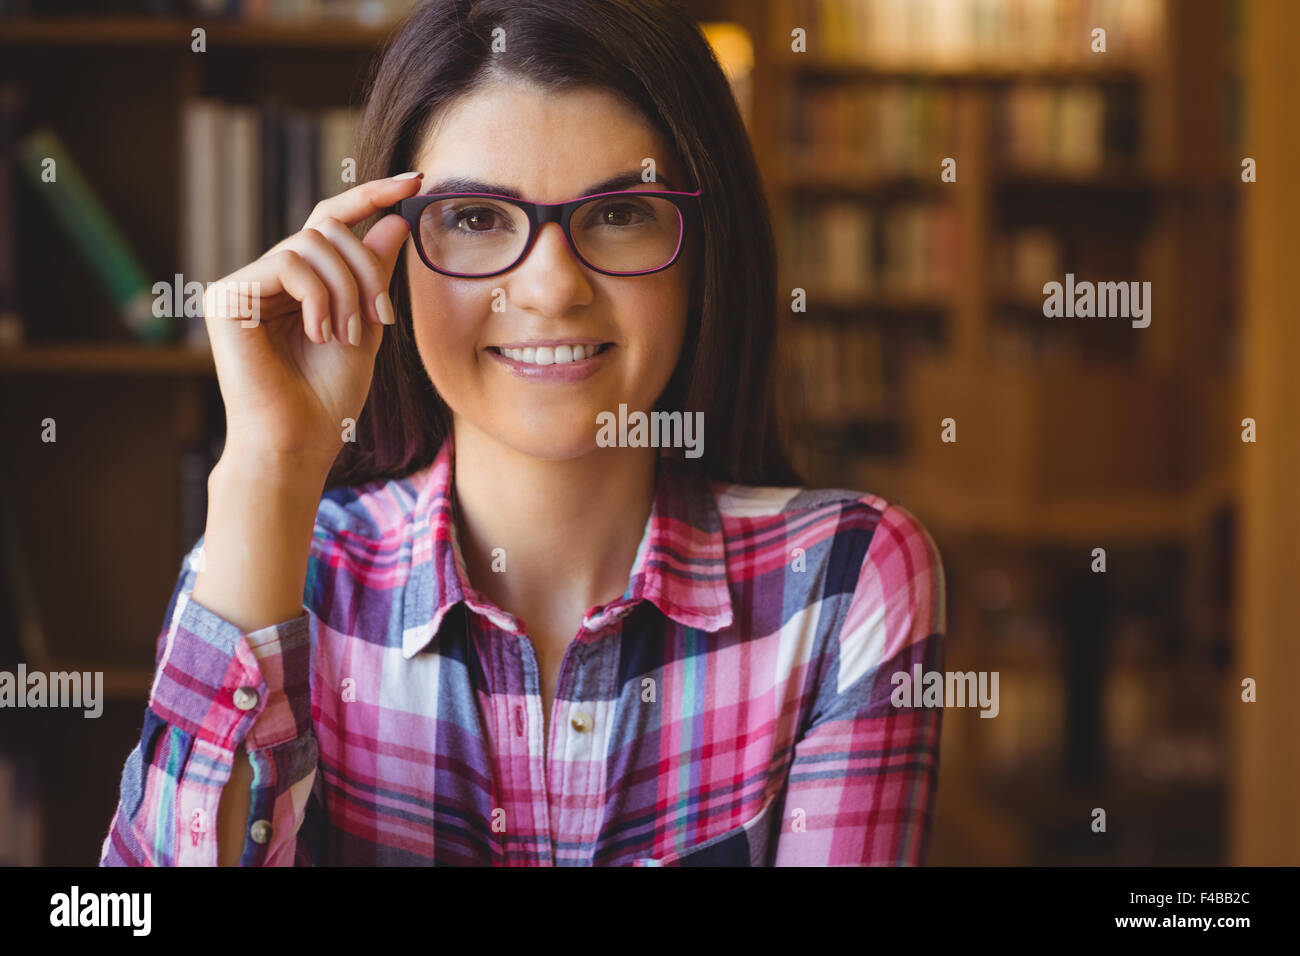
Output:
[327,0,801,490]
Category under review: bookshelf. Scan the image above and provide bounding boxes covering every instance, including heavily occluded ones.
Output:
[724,0,1245,864]
[0,8,409,865]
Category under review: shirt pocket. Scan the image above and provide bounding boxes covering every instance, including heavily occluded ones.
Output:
[633,793,779,867]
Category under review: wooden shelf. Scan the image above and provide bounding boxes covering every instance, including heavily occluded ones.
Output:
[896,465,1236,543]
[772,57,1156,82]
[0,16,396,49]
[780,285,953,314]
[0,343,215,376]
[781,170,942,193]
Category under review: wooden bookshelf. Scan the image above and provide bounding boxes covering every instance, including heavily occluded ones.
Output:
[0,343,214,375]
[722,0,1248,866]
[0,16,396,49]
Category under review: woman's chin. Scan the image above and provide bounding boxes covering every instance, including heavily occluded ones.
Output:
[482,425,607,463]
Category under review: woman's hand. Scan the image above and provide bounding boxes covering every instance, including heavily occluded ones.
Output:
[202,172,424,474]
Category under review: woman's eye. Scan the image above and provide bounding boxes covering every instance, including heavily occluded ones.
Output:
[438,203,514,235]
[590,201,653,227]
[455,208,500,231]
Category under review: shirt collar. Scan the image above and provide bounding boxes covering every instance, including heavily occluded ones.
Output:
[401,431,733,659]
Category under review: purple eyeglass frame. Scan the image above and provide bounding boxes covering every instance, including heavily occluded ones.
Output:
[396,187,703,278]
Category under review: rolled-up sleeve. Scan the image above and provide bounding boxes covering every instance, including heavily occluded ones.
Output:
[99,537,318,866]
[772,503,946,866]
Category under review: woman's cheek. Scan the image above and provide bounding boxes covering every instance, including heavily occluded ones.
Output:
[412,291,488,391]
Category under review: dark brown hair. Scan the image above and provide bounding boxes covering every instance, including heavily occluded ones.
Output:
[327,0,801,490]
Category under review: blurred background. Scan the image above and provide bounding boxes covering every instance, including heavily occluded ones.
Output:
[0,0,1295,866]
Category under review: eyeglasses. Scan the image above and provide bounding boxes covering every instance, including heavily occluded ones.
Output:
[397,187,702,278]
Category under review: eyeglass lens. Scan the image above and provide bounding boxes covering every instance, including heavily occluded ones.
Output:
[417,195,685,275]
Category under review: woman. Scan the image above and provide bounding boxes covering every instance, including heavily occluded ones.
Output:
[100,0,945,867]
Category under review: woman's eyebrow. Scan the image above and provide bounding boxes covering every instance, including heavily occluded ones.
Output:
[423,170,674,198]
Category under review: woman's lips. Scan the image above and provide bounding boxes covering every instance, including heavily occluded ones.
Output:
[485,343,613,382]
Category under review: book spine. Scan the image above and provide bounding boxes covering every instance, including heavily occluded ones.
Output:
[181,99,222,347]
[222,105,261,273]
[16,126,168,343]
[258,99,283,253]
[0,85,23,347]
[283,109,318,234]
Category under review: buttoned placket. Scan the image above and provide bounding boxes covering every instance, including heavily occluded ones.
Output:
[473,596,632,865]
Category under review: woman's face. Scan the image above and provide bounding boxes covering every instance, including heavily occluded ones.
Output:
[404,74,697,461]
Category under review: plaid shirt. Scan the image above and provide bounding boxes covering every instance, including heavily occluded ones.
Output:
[100,433,945,866]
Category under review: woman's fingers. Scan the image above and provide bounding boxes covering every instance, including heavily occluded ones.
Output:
[269,249,333,344]
[360,212,416,304]
[309,215,407,332]
[208,174,423,345]
[281,228,365,346]
[205,247,333,345]
[304,172,424,232]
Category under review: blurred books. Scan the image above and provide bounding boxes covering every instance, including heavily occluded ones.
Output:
[0,1,422,22]
[781,0,1164,67]
[181,99,359,346]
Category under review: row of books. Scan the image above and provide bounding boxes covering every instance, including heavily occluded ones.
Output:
[0,88,362,347]
[994,83,1141,173]
[182,98,359,346]
[0,0,419,20]
[992,227,1066,303]
[789,322,891,423]
[785,82,960,179]
[966,629,1225,787]
[988,309,1137,365]
[783,199,960,300]
[784,80,1141,180]
[1,86,173,345]
[779,0,1164,66]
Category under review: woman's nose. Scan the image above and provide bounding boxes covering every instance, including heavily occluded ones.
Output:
[507,222,593,309]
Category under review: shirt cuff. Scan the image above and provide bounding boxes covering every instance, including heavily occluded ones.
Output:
[148,592,312,753]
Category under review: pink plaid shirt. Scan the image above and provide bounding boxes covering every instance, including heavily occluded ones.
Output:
[100,432,945,866]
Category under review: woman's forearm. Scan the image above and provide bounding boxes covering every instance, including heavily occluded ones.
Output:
[191,450,329,634]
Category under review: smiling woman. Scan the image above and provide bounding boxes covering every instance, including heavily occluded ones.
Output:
[99,0,946,868]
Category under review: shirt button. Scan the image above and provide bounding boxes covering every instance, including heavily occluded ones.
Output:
[233,687,259,711]
[570,712,593,733]
[250,819,272,844]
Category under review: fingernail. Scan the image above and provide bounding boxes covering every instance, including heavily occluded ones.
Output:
[347,312,361,346]
[375,291,396,326]
[321,319,332,343]
[392,171,422,180]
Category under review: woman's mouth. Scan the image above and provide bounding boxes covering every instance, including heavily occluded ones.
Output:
[485,342,614,381]
[486,342,612,365]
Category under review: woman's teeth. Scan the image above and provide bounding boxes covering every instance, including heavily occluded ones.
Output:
[496,344,603,365]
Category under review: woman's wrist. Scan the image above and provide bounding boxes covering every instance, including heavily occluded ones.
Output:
[211,443,337,493]
[194,452,328,634]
